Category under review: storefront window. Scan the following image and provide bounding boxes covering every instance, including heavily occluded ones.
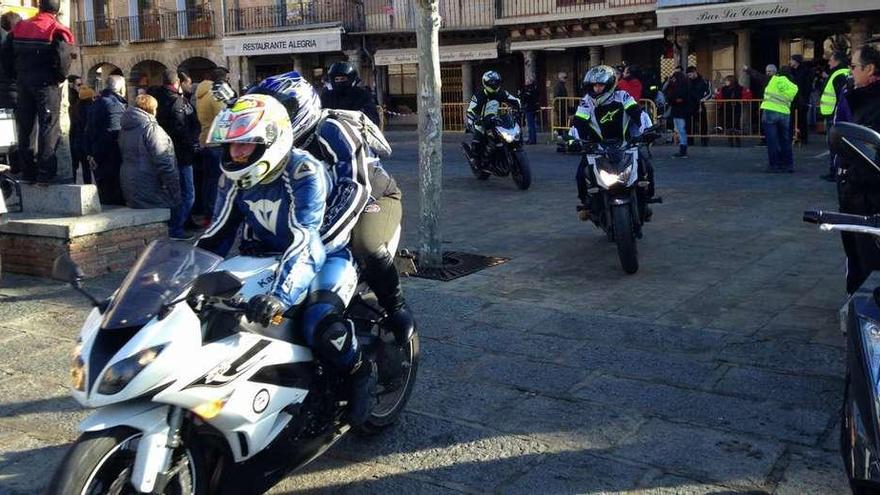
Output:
[388,64,417,96]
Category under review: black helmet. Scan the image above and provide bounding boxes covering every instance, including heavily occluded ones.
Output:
[482,71,501,93]
[583,65,617,105]
[327,61,359,92]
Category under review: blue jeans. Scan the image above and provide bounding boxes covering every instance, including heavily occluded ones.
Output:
[170,165,195,237]
[673,118,687,148]
[525,111,537,144]
[762,111,793,171]
[200,147,222,217]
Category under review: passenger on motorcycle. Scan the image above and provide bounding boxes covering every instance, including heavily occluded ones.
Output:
[570,65,656,221]
[466,71,522,170]
[197,94,375,425]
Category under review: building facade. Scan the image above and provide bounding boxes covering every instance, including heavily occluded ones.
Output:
[65,0,878,111]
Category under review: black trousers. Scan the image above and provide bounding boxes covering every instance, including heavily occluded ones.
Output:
[16,84,61,181]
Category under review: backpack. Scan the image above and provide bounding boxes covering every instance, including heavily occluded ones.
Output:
[318,108,392,159]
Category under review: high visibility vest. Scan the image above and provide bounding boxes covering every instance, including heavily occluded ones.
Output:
[819,67,850,117]
[760,75,799,115]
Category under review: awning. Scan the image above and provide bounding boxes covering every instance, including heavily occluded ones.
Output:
[374,42,498,66]
[657,0,880,28]
[222,27,342,57]
[510,30,666,51]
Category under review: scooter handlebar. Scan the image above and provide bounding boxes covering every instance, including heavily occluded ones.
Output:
[803,210,879,227]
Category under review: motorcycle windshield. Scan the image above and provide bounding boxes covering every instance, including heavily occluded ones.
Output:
[597,143,633,173]
[101,240,223,330]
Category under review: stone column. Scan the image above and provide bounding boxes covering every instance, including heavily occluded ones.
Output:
[778,37,791,66]
[849,19,871,50]
[589,46,602,68]
[345,49,364,79]
[461,61,474,103]
[292,55,305,74]
[677,33,690,69]
[523,50,537,83]
[736,28,752,88]
[239,56,252,91]
[375,65,388,106]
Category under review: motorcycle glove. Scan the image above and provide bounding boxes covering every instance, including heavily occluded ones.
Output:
[246,294,284,327]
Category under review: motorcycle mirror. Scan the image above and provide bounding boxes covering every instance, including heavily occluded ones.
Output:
[190,271,243,300]
[52,254,84,283]
[829,123,880,173]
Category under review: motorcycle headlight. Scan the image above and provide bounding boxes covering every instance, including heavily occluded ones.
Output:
[596,164,633,188]
[97,344,165,395]
[497,128,517,143]
[70,340,85,392]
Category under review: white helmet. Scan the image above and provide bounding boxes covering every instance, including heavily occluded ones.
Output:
[206,94,293,189]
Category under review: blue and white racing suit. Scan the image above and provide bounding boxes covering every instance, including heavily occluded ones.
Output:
[197,149,360,369]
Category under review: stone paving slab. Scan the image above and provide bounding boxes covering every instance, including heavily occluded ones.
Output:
[0,140,854,494]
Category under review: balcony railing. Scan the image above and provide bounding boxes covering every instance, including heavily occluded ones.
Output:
[224,1,363,34]
[77,10,214,46]
[362,0,494,32]
[498,0,656,21]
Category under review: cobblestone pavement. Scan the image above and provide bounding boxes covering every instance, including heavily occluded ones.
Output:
[0,136,851,494]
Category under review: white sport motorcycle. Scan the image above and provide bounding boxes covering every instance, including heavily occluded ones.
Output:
[48,240,419,494]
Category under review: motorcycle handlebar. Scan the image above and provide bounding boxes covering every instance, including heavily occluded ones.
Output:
[803,210,880,227]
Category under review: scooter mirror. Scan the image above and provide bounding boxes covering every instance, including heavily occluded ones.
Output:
[829,122,880,173]
[52,254,84,283]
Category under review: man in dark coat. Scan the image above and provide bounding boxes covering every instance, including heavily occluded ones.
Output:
[150,69,198,240]
[0,0,74,184]
[320,61,380,125]
[87,74,126,205]
[788,54,814,145]
[520,79,540,145]
[686,66,711,146]
[833,44,880,294]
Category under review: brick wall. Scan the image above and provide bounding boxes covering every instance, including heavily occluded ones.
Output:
[0,223,168,278]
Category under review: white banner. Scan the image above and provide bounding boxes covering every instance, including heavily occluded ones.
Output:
[658,0,880,27]
[374,43,498,66]
[222,28,342,57]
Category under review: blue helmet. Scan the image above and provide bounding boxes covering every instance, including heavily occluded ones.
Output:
[247,71,322,145]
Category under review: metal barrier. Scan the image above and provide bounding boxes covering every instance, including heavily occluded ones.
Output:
[549,97,658,138]
[672,99,799,144]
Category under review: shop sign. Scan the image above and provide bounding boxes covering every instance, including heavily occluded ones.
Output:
[374,43,498,66]
[222,29,342,56]
[658,0,880,27]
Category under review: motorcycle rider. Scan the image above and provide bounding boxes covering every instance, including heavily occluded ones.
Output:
[197,94,375,425]
[569,65,656,221]
[466,71,522,170]
[242,71,415,345]
[320,61,380,126]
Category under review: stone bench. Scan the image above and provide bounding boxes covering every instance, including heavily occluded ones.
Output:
[0,184,170,278]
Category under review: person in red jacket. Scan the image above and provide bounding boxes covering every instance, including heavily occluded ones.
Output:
[617,65,643,101]
[714,75,753,147]
[0,0,74,184]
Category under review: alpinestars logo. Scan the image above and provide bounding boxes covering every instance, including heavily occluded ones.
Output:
[330,334,347,351]
[600,109,620,124]
[245,199,281,235]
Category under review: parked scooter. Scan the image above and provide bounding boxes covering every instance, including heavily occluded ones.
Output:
[462,102,532,190]
[48,240,419,495]
[804,122,880,495]
[571,126,663,274]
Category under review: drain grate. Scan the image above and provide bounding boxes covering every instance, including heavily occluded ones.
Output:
[397,250,509,282]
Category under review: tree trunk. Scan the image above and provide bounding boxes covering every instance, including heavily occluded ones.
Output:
[416,0,443,268]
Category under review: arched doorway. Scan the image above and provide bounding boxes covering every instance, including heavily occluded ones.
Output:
[87,62,123,93]
[178,57,217,83]
[130,59,168,93]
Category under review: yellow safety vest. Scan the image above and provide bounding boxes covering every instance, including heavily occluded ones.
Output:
[819,67,850,117]
[760,75,799,115]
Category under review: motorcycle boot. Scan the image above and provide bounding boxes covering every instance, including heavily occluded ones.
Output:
[362,251,415,345]
[348,353,377,426]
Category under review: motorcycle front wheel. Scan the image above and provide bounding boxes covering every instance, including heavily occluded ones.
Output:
[510,150,532,190]
[611,204,639,274]
[356,332,420,436]
[47,426,207,495]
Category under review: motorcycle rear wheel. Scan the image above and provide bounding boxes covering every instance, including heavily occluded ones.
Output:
[511,151,532,190]
[355,332,420,436]
[612,204,639,274]
[47,426,207,495]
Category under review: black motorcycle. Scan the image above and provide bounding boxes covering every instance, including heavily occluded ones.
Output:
[461,108,532,190]
[573,128,662,274]
[805,122,880,495]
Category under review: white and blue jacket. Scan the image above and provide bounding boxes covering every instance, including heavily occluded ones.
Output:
[197,149,334,308]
